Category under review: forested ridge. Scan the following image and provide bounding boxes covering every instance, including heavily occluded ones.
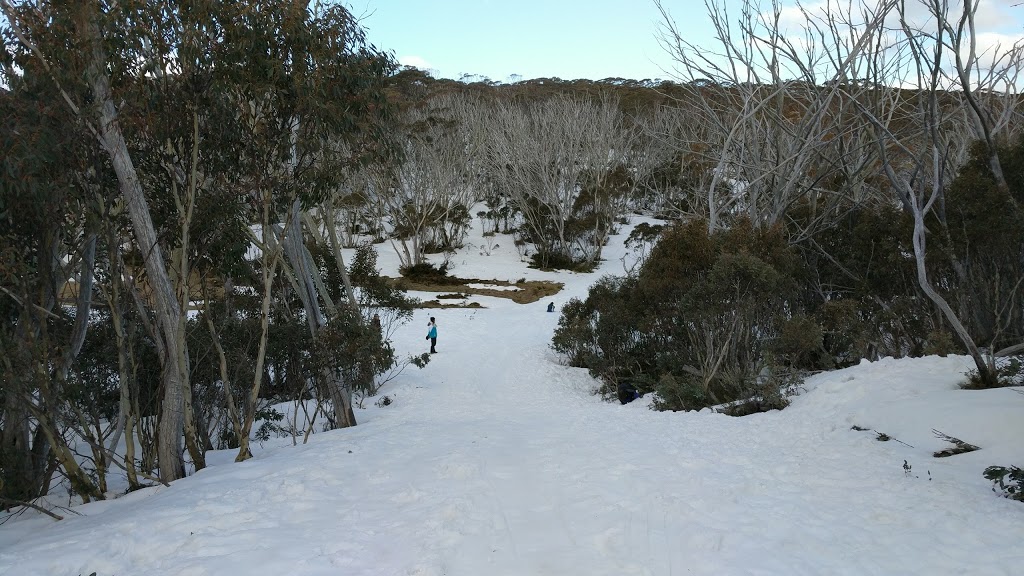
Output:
[1,0,1022,513]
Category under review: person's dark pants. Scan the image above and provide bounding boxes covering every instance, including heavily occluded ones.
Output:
[430,337,437,353]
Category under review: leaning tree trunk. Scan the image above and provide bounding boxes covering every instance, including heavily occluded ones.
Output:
[77,6,185,482]
[281,200,357,429]
[910,209,996,386]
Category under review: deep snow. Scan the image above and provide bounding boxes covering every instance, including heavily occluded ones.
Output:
[1,218,1022,576]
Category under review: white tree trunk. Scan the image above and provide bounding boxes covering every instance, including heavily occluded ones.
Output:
[77,7,185,482]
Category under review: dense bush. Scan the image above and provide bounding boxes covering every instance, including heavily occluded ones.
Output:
[933,141,1024,357]
[554,137,1024,411]
[398,260,451,281]
[528,250,598,272]
[554,163,1024,410]
[984,465,1024,502]
[553,218,808,411]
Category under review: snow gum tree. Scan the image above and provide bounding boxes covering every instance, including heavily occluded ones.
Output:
[656,0,1024,387]
[370,94,475,270]
[0,66,105,503]
[1,0,396,496]
[655,0,894,234]
[485,94,635,268]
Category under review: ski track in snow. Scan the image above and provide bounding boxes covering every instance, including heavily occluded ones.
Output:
[1,220,1023,575]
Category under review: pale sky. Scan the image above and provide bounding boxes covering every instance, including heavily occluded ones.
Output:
[357,0,690,82]
[357,0,1024,83]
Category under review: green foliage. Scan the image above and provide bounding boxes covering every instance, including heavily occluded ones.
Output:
[553,218,806,412]
[479,200,518,235]
[311,305,396,397]
[963,357,1024,389]
[922,330,958,357]
[737,369,800,415]
[528,250,597,272]
[551,297,599,367]
[552,274,645,394]
[3,0,401,494]
[399,260,451,281]
[651,374,708,412]
[428,203,472,252]
[517,190,610,271]
[934,138,1024,355]
[771,314,832,371]
[792,200,938,360]
[409,353,432,369]
[67,311,135,421]
[624,222,664,251]
[351,244,417,335]
[254,407,286,443]
[567,165,632,255]
[554,133,1024,410]
[813,299,874,367]
[983,466,1024,502]
[639,149,710,217]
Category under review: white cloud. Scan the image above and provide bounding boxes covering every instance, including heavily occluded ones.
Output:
[975,0,1020,32]
[398,54,434,72]
[775,0,1022,34]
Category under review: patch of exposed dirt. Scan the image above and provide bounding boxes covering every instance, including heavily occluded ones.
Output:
[420,300,485,309]
[390,276,563,306]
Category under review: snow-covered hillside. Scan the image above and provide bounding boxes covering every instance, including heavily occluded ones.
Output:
[1,219,1022,576]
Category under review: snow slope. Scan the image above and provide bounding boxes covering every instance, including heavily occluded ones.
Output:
[1,219,1022,576]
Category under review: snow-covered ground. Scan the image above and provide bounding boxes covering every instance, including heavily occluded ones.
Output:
[1,218,1022,576]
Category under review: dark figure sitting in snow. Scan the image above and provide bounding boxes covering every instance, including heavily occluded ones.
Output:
[617,381,641,405]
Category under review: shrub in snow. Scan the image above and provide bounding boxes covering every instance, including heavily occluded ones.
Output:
[254,407,286,442]
[553,218,807,412]
[984,466,1024,502]
[551,295,604,369]
[963,357,1024,389]
[398,260,451,282]
[922,329,958,357]
[651,374,708,412]
[770,313,832,371]
[931,429,980,458]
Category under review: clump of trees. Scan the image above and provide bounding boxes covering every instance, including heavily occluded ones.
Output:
[0,0,414,506]
[649,0,1024,389]
[551,0,1024,412]
[554,218,804,411]
[554,136,1024,412]
[2,2,671,508]
[483,93,643,269]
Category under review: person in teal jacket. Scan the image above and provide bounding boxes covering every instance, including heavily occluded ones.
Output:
[426,317,437,353]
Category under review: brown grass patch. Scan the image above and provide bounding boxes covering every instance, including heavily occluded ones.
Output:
[391,276,563,306]
[421,300,485,309]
